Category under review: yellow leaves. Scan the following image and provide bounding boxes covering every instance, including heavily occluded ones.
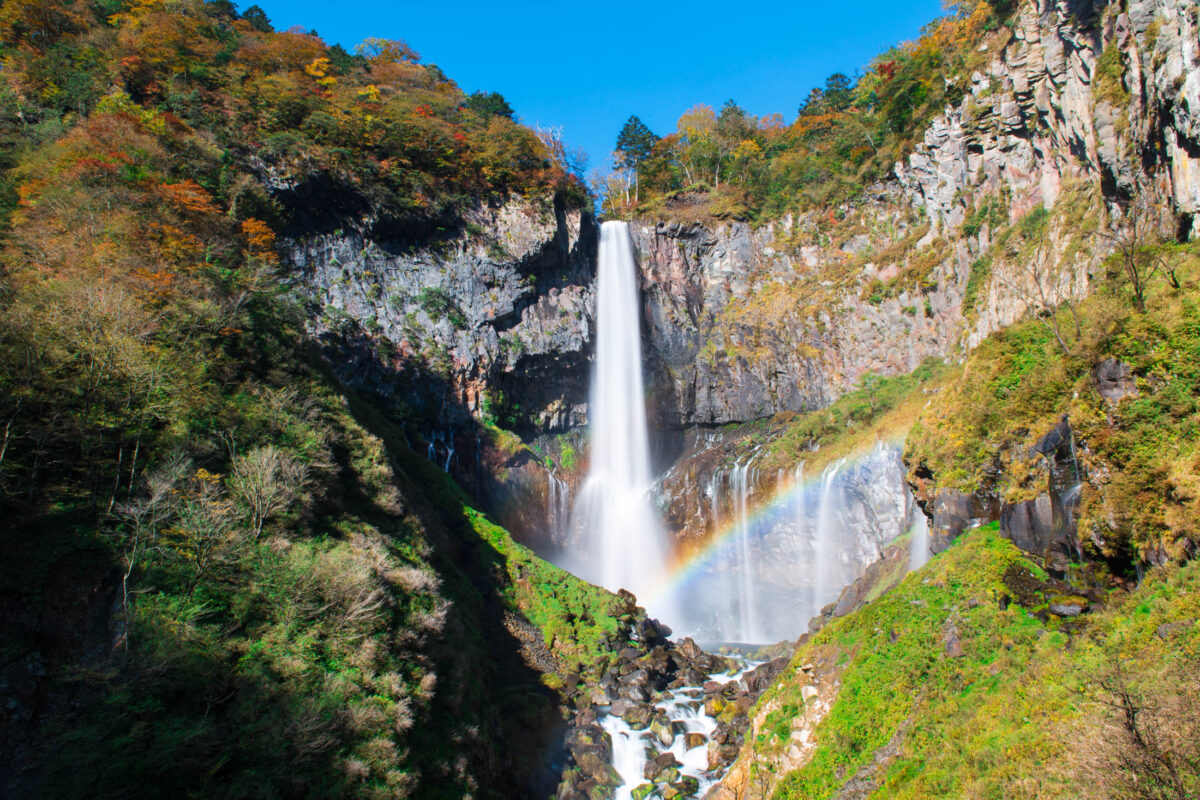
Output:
[733,138,763,162]
[304,56,337,88]
[356,84,381,104]
[96,91,167,135]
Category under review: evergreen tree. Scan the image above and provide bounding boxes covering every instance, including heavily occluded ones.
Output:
[615,115,657,202]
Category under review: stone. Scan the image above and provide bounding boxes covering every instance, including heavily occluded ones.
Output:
[631,784,657,800]
[624,704,652,730]
[650,714,676,748]
[609,699,632,718]
[1094,358,1138,404]
[943,623,965,658]
[1049,597,1088,617]
[683,732,706,750]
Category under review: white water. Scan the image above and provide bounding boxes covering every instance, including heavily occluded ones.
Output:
[813,460,844,611]
[600,661,759,800]
[571,221,671,615]
[731,459,760,642]
[909,508,930,570]
[547,471,571,544]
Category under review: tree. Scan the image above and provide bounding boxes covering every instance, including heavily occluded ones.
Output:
[715,100,755,189]
[228,444,306,540]
[614,115,656,203]
[823,73,854,111]
[675,104,718,188]
[240,4,273,33]
[465,91,514,120]
[1099,197,1179,312]
[355,37,420,64]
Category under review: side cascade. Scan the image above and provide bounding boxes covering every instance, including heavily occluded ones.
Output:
[569,221,672,619]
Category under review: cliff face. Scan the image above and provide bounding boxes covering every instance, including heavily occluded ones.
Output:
[631,0,1198,428]
[286,196,598,433]
[284,0,1200,564]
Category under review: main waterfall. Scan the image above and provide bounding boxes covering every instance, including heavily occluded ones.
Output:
[571,221,671,616]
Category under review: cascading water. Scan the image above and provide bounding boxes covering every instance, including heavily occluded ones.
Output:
[571,221,671,616]
[813,460,843,611]
[731,458,759,643]
[909,509,930,570]
[547,471,571,545]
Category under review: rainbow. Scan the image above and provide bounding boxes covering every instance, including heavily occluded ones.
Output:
[645,437,906,611]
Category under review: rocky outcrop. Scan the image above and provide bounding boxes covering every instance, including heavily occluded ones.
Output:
[286,196,598,433]
[627,0,1198,429]
[910,414,1087,569]
[631,210,961,427]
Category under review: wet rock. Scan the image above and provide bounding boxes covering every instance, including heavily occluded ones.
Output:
[663,776,701,798]
[636,618,673,644]
[683,732,706,750]
[650,713,676,747]
[609,698,632,718]
[631,784,656,800]
[742,657,788,694]
[644,751,681,782]
[624,703,653,730]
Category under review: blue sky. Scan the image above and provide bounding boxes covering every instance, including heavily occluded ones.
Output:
[245,1,945,173]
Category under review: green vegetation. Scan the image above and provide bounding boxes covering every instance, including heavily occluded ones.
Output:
[759,358,952,475]
[906,240,1200,563]
[0,4,622,797]
[749,526,1200,800]
[600,1,1016,221]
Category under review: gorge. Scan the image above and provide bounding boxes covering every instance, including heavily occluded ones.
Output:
[2,1,1200,799]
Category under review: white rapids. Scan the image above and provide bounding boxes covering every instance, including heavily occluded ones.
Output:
[599,661,760,799]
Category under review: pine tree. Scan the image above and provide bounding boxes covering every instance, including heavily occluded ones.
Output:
[615,115,657,202]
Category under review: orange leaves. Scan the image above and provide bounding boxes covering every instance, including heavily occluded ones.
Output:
[158,180,220,217]
[241,219,278,264]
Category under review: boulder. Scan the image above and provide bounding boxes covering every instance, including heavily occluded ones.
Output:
[1093,358,1137,404]
[1049,596,1088,617]
[624,703,653,730]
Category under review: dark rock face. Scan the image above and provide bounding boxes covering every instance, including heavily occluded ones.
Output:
[287,196,598,433]
[929,490,999,554]
[1093,357,1137,404]
[917,416,1086,568]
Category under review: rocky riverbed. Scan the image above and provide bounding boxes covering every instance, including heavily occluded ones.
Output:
[555,613,787,800]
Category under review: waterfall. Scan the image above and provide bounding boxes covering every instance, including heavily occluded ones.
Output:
[571,221,670,615]
[547,471,571,544]
[442,430,455,472]
[814,460,843,611]
[793,462,807,548]
[731,459,759,642]
[909,509,930,570]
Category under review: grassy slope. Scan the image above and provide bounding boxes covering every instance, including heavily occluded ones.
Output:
[744,525,1200,799]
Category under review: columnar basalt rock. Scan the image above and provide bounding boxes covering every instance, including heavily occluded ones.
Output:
[287,197,598,432]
